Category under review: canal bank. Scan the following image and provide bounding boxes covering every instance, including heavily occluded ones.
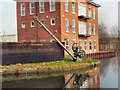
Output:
[2,56,118,88]
[1,58,100,75]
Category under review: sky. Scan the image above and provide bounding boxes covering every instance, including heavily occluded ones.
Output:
[0,0,119,35]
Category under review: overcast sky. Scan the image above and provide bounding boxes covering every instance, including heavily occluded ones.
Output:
[0,0,119,35]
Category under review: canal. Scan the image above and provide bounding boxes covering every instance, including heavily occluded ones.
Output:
[2,56,118,89]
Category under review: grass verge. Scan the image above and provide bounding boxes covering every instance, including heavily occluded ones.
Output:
[2,58,99,68]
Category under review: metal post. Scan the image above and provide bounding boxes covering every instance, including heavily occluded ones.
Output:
[33,16,76,60]
[36,1,39,42]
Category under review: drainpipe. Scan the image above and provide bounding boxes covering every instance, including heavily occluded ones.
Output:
[36,1,39,42]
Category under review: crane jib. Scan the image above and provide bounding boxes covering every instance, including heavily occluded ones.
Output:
[33,16,76,60]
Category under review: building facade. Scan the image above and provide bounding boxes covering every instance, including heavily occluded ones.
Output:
[17,0,100,54]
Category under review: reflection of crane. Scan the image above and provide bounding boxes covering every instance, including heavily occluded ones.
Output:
[33,16,85,61]
[62,73,91,89]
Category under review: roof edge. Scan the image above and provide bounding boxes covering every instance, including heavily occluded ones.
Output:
[87,1,101,7]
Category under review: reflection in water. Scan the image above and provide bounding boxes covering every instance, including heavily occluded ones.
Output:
[64,67,100,89]
[100,56,118,88]
[2,56,118,89]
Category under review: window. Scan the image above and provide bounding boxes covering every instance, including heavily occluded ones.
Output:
[93,9,95,19]
[73,20,76,33]
[22,22,25,28]
[73,39,76,44]
[72,2,75,14]
[88,7,91,17]
[39,0,44,13]
[89,40,92,51]
[94,40,96,50]
[50,39,56,42]
[31,21,34,27]
[30,2,34,15]
[50,0,55,12]
[66,19,69,32]
[66,39,69,50]
[78,3,86,16]
[90,77,93,87]
[85,40,87,51]
[31,40,36,42]
[79,22,87,35]
[65,0,68,12]
[40,40,46,42]
[94,24,96,35]
[51,18,55,25]
[89,23,92,35]
[21,4,25,16]
[79,40,82,49]
[67,74,70,78]
[41,20,44,24]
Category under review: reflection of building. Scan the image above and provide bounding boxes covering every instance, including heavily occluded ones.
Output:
[65,74,75,88]
[17,1,100,54]
[0,34,17,42]
[64,67,100,89]
[88,67,100,88]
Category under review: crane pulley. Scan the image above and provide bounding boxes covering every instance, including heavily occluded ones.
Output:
[33,16,85,61]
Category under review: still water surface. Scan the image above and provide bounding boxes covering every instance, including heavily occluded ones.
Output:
[2,56,118,89]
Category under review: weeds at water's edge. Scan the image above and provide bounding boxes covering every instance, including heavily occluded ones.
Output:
[2,57,99,68]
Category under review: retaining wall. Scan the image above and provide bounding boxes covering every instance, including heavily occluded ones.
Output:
[0,42,64,65]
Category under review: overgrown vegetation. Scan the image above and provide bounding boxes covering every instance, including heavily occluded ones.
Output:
[2,58,99,68]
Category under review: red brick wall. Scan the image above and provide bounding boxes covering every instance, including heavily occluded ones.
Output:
[17,1,100,55]
[60,2,99,55]
[17,2,61,42]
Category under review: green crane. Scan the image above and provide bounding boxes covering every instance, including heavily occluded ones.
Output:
[33,16,85,61]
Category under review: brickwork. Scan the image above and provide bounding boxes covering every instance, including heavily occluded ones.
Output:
[17,1,100,55]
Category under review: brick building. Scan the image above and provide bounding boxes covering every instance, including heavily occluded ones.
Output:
[17,0,100,54]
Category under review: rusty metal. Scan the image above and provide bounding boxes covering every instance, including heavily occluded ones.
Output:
[1,42,64,65]
[72,43,85,61]
[33,16,76,60]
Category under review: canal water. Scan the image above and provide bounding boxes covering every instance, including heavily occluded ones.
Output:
[2,56,118,89]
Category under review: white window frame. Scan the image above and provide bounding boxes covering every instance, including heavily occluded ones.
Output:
[22,22,25,28]
[72,2,75,14]
[73,39,76,44]
[79,22,87,35]
[21,4,25,16]
[66,19,69,32]
[79,40,82,49]
[50,39,56,42]
[41,20,44,24]
[40,40,46,42]
[31,40,36,42]
[51,18,55,25]
[31,21,34,27]
[66,39,69,51]
[94,40,96,51]
[89,23,92,35]
[65,0,68,12]
[89,40,92,51]
[94,24,96,35]
[85,40,87,51]
[50,0,55,12]
[30,2,34,15]
[78,3,86,16]
[93,9,96,19]
[39,0,44,13]
[88,7,91,17]
[73,20,76,33]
